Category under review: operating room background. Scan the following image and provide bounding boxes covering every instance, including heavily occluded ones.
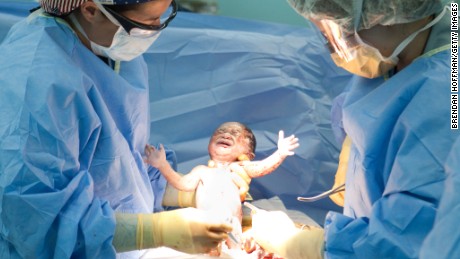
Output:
[0,1,352,226]
[178,0,310,27]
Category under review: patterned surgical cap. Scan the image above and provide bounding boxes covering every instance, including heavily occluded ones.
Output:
[39,0,155,16]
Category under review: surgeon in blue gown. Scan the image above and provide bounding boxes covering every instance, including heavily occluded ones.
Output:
[0,0,238,258]
[249,0,460,258]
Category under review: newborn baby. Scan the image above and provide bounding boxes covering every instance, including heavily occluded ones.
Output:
[144,122,299,251]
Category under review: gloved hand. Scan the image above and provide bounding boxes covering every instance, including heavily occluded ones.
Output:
[112,208,233,254]
[252,210,324,259]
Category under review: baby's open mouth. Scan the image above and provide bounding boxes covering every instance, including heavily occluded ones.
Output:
[216,138,233,147]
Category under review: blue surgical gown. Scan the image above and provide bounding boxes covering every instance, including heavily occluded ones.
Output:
[0,10,171,258]
[419,137,460,258]
[324,15,460,259]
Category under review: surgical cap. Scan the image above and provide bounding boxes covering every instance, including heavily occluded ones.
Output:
[40,0,155,16]
[288,0,449,33]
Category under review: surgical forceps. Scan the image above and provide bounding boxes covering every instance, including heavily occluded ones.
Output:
[297,183,345,202]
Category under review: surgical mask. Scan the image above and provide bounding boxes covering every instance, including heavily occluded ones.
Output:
[94,26,160,61]
[68,5,161,61]
[330,34,400,79]
[330,6,447,78]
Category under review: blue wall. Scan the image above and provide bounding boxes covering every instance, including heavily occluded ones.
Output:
[216,0,311,27]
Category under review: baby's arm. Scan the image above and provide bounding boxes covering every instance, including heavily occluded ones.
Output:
[144,144,202,191]
[242,130,299,178]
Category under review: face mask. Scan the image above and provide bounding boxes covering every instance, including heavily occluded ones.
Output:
[92,26,160,61]
[330,6,447,79]
[330,36,399,79]
[68,11,161,61]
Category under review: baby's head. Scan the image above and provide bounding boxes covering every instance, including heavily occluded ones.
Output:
[208,122,256,164]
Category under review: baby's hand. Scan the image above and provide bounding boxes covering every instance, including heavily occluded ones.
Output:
[144,144,167,169]
[277,130,299,157]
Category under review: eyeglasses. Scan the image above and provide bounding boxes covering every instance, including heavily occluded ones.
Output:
[312,20,358,61]
[103,0,177,36]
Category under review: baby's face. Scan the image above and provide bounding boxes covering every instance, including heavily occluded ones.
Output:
[208,122,252,163]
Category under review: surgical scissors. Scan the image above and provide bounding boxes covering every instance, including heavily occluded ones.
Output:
[296,183,345,202]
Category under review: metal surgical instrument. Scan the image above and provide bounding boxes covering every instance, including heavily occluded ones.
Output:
[296,183,345,202]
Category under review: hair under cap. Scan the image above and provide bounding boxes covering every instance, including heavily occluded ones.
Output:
[39,0,154,16]
[288,0,449,34]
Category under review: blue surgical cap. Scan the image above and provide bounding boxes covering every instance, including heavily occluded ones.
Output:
[287,0,449,33]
